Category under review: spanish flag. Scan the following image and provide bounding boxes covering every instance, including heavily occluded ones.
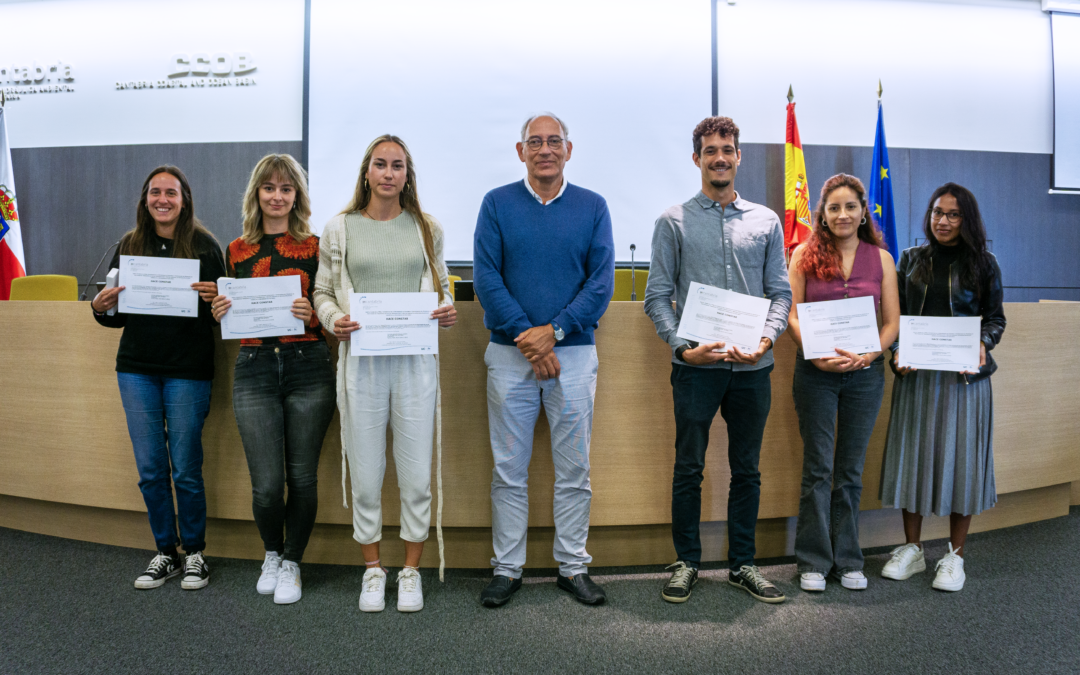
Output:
[784,101,812,257]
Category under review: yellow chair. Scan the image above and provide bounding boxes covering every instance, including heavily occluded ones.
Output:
[9,274,79,301]
[612,269,648,301]
[448,274,462,301]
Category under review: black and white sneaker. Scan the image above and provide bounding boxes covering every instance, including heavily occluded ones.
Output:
[181,551,210,590]
[661,561,698,603]
[134,552,183,589]
[728,565,785,604]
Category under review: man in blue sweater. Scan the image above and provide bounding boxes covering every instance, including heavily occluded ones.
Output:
[473,112,615,607]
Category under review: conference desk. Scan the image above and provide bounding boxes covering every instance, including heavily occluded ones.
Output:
[1,302,1078,568]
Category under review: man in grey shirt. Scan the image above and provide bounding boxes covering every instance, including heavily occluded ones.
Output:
[644,116,791,605]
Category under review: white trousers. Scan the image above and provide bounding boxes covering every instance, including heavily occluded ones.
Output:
[343,354,436,544]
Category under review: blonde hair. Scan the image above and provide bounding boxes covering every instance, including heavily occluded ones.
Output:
[240,154,313,245]
[342,135,445,303]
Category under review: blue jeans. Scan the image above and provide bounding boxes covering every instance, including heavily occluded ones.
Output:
[671,363,773,571]
[792,356,885,574]
[117,373,212,553]
[233,342,336,562]
[486,343,598,578]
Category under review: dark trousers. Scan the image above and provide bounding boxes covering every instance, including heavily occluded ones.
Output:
[671,363,773,571]
[792,357,884,574]
[232,342,337,563]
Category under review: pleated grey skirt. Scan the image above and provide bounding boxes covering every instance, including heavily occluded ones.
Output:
[879,370,996,517]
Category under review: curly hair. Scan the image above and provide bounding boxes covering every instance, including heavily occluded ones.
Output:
[693,116,740,155]
[797,173,883,281]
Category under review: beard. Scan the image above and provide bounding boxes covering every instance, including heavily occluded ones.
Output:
[709,178,732,189]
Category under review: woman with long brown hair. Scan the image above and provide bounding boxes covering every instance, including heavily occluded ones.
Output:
[209,154,336,604]
[786,173,899,593]
[879,183,1005,592]
[90,165,225,591]
[313,135,456,613]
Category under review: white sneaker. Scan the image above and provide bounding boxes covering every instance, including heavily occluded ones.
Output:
[359,567,386,612]
[800,572,826,592]
[933,545,966,592]
[397,567,424,612]
[274,561,302,604]
[839,570,868,590]
[257,552,282,595]
[881,543,926,580]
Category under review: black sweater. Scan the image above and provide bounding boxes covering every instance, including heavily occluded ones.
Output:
[93,231,226,381]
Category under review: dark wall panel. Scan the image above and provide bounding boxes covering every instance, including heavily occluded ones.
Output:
[10,141,1080,300]
[11,141,302,287]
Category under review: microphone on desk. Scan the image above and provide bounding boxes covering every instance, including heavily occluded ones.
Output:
[629,244,637,302]
[80,240,120,301]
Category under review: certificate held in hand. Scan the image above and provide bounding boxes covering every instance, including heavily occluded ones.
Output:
[349,292,439,356]
[217,276,304,340]
[797,296,881,359]
[675,281,771,353]
[117,255,200,317]
[898,316,981,373]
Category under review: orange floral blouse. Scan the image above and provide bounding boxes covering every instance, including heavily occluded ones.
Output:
[225,232,325,346]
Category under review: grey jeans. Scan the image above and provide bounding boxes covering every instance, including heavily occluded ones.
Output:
[792,356,884,574]
[485,343,598,578]
[233,342,336,563]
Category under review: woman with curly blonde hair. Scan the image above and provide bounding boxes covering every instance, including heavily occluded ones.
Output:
[209,153,336,604]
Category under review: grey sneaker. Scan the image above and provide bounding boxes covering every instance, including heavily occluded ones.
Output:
[728,565,785,603]
[661,561,698,603]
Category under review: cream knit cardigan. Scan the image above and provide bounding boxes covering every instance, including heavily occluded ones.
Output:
[313,211,453,579]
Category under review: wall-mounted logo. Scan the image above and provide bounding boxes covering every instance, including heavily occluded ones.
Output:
[116,51,258,91]
[168,52,256,77]
[1,61,76,100]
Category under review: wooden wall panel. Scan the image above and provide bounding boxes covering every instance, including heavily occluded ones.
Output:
[1,301,1078,550]
[2,484,1068,568]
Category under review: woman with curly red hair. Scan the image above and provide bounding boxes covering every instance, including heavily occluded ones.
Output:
[786,173,899,593]
[209,154,336,605]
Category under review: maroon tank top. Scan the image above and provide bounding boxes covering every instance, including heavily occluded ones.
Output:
[805,240,884,312]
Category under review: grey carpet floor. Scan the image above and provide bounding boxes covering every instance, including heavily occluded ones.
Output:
[2,509,1079,675]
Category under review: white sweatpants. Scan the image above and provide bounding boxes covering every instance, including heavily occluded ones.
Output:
[343,354,437,544]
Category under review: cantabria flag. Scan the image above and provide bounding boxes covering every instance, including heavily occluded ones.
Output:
[0,105,26,300]
[784,101,812,257]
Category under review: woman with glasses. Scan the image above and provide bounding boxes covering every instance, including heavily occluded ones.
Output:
[209,154,336,605]
[879,182,1006,592]
[90,165,225,591]
[786,174,899,593]
[313,134,456,613]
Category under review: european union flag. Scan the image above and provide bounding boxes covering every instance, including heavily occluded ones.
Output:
[869,102,899,261]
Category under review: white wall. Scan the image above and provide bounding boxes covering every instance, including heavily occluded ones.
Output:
[715,0,1053,153]
[308,0,712,261]
[0,0,305,148]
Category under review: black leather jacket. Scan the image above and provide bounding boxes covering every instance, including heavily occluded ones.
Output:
[890,247,1006,383]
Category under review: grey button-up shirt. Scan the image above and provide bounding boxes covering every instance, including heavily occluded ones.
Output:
[644,191,792,371]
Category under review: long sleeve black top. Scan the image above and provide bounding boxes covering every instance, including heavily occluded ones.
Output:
[93,230,226,381]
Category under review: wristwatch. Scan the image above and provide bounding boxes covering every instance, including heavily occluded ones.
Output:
[551,321,565,342]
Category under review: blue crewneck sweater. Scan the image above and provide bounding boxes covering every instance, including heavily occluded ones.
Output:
[473,180,615,346]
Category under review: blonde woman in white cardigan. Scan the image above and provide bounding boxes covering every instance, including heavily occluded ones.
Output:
[313,135,455,613]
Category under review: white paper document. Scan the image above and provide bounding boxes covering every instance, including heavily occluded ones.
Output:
[349,292,439,356]
[217,276,305,340]
[117,255,200,317]
[898,316,982,372]
[675,282,771,353]
[797,296,882,359]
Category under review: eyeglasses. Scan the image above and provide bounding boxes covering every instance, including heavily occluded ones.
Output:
[931,208,962,223]
[524,137,565,151]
